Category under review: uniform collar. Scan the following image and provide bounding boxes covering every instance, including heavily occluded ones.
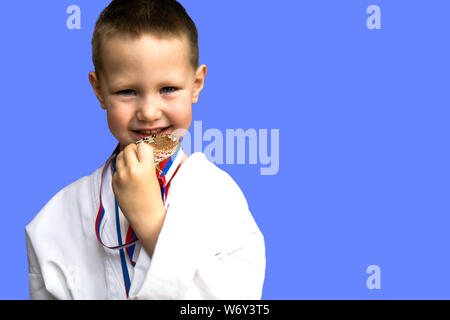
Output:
[157,146,184,187]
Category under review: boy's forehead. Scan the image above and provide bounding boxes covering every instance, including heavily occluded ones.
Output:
[101,33,192,83]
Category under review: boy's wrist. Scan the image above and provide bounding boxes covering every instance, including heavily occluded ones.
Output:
[131,205,167,257]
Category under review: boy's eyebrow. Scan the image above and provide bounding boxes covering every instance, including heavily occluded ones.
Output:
[109,78,184,89]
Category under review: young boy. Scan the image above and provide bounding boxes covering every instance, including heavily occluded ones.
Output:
[25,0,265,300]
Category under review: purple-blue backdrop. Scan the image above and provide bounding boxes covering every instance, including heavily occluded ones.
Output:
[1,0,449,299]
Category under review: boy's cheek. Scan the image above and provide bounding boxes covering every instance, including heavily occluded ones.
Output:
[171,100,192,119]
[168,108,192,130]
[107,109,132,135]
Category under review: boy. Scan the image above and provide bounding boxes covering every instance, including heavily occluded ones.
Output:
[26,0,265,299]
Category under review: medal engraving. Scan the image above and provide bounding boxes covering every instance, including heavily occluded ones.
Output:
[135,133,180,165]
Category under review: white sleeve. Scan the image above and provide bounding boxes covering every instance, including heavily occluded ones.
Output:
[184,230,266,299]
[26,231,56,300]
[129,225,266,300]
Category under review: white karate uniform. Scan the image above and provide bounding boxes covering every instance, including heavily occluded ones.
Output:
[25,150,266,300]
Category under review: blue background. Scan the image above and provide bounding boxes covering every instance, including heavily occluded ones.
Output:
[1,0,449,299]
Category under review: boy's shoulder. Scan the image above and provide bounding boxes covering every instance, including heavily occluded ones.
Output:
[173,152,249,209]
[170,152,260,248]
[26,165,102,239]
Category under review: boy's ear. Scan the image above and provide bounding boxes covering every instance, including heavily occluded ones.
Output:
[192,64,207,104]
[89,71,107,110]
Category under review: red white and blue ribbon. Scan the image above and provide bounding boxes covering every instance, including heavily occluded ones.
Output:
[95,143,184,297]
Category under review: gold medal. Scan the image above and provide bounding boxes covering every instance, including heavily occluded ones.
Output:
[135,133,180,172]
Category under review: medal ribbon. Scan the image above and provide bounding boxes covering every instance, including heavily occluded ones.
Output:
[95,143,183,297]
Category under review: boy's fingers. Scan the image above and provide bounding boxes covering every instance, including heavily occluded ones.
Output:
[136,142,155,164]
[115,151,124,170]
[123,143,138,167]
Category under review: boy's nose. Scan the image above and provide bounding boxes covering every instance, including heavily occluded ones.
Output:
[136,103,163,121]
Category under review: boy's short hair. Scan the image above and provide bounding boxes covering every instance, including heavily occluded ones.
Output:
[91,0,199,82]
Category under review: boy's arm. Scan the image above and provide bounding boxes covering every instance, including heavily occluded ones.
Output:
[130,206,167,258]
[112,143,167,258]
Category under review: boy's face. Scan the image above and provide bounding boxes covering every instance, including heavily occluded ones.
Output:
[89,33,207,151]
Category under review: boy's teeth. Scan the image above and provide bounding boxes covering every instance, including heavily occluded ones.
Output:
[139,128,164,135]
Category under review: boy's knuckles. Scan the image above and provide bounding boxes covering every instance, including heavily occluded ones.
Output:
[125,143,137,152]
[127,166,140,178]
[113,170,127,182]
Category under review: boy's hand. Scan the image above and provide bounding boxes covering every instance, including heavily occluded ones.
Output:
[111,142,166,257]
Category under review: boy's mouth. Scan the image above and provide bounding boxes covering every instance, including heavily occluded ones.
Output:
[132,126,172,139]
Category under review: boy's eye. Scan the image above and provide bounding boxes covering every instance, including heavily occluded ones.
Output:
[117,89,135,95]
[116,87,177,95]
[161,87,177,94]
